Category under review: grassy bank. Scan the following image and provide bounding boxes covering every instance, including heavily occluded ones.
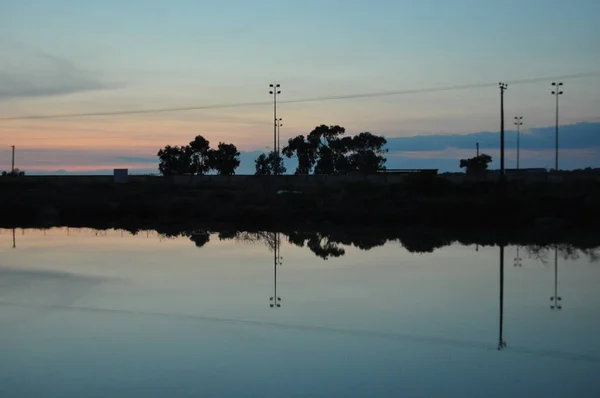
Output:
[1,175,600,231]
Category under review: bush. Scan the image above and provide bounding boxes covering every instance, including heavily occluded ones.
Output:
[1,169,25,177]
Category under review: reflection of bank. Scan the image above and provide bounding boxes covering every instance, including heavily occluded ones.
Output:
[498,245,507,350]
[269,232,283,308]
[550,245,563,310]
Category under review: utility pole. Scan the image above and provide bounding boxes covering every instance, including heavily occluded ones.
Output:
[551,82,563,171]
[11,145,15,173]
[514,117,523,170]
[499,83,508,176]
[476,142,479,157]
[269,84,281,175]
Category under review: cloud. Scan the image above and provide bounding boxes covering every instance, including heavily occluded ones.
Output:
[384,122,600,152]
[0,41,116,100]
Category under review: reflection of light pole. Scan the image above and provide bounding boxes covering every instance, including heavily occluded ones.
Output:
[269,84,281,175]
[514,246,522,267]
[514,117,523,170]
[498,245,507,350]
[12,228,16,249]
[269,232,283,308]
[551,82,563,171]
[550,245,562,310]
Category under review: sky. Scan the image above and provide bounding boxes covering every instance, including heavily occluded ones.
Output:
[0,0,599,174]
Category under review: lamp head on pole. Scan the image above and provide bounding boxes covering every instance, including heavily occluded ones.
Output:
[551,82,564,94]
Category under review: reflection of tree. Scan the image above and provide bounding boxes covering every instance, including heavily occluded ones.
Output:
[399,232,452,253]
[525,244,599,263]
[72,223,600,261]
[288,231,345,260]
[229,231,279,251]
[189,231,210,247]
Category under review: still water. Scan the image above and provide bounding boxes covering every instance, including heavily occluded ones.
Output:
[0,228,599,398]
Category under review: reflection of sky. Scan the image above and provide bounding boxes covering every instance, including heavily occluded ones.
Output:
[1,1,599,172]
[0,228,599,397]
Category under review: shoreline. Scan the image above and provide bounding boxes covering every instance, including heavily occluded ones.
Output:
[1,176,600,251]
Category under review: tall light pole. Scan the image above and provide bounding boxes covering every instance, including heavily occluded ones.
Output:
[269,84,281,175]
[476,142,480,157]
[551,82,563,171]
[11,145,15,173]
[514,117,523,170]
[499,83,508,176]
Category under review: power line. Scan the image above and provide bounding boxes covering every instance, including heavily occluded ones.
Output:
[1,71,598,121]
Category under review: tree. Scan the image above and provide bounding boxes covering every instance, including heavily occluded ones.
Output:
[346,132,387,173]
[1,169,25,177]
[282,135,316,174]
[157,145,192,176]
[157,135,239,176]
[282,125,387,175]
[255,151,286,175]
[209,143,240,175]
[188,135,211,175]
[460,154,492,176]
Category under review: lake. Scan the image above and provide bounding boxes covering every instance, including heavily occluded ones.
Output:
[1,228,599,398]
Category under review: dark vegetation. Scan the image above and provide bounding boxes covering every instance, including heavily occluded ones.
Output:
[1,169,25,177]
[158,125,388,177]
[282,125,387,174]
[460,154,492,177]
[157,135,240,175]
[3,223,599,262]
[254,125,387,175]
[255,151,286,175]
[2,174,600,252]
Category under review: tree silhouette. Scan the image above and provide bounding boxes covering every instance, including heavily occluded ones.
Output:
[283,125,387,175]
[157,135,240,176]
[209,143,240,175]
[157,145,193,176]
[282,135,316,174]
[1,169,25,177]
[460,154,492,176]
[255,151,286,175]
[188,135,212,175]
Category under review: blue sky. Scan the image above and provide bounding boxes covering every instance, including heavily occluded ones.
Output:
[0,0,599,173]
